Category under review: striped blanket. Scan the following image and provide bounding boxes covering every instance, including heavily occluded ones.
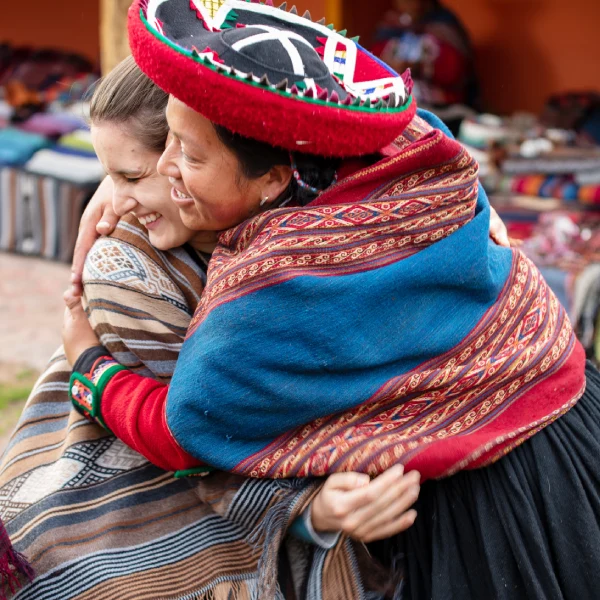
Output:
[0,216,367,599]
[0,167,94,262]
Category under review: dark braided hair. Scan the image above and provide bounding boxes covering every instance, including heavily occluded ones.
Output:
[214,125,340,206]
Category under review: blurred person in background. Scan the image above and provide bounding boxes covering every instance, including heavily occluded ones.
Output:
[372,0,478,131]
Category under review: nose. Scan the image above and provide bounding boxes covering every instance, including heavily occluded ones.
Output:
[112,187,138,217]
[157,136,181,181]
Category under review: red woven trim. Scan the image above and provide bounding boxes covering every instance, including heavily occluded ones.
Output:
[408,340,587,479]
[128,1,417,157]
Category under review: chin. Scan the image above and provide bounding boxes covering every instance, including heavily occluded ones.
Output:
[179,213,205,232]
[148,233,170,251]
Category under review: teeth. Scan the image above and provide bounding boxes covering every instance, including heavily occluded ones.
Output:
[138,212,161,225]
[174,188,191,199]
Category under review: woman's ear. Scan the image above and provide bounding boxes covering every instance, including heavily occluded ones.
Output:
[261,165,293,204]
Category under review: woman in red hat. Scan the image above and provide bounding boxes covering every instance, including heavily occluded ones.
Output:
[62,1,600,598]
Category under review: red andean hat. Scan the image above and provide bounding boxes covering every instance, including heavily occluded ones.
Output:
[129,0,417,157]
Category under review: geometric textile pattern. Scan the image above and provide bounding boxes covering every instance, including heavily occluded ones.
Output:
[62,438,147,488]
[84,237,189,311]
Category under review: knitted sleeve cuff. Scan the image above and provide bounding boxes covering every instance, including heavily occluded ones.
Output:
[69,345,126,431]
[288,504,341,549]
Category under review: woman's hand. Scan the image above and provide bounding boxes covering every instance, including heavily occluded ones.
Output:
[489,206,510,247]
[70,176,118,297]
[62,290,101,366]
[310,465,420,543]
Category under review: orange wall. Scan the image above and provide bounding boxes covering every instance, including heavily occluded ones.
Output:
[1,1,330,64]
[343,0,600,115]
[7,0,597,115]
[444,0,600,114]
[1,0,100,63]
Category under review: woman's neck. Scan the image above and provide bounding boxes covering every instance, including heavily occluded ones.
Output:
[189,232,218,254]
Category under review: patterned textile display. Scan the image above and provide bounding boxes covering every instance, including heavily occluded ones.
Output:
[72,112,585,483]
[0,216,367,600]
[24,149,105,185]
[130,0,416,157]
[0,167,94,262]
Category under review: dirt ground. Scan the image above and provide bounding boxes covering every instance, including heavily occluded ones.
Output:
[0,252,71,453]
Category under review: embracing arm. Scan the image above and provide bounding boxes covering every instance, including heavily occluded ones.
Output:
[64,300,421,544]
[70,176,119,296]
[68,341,200,473]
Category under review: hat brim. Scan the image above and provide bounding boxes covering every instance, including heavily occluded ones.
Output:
[129,0,417,157]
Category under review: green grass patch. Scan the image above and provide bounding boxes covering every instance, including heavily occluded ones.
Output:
[0,369,38,411]
[0,384,33,411]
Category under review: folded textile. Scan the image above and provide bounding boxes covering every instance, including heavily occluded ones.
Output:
[57,129,94,154]
[24,148,104,184]
[502,148,600,176]
[498,174,600,204]
[19,112,86,137]
[575,170,600,186]
[49,144,97,159]
[0,128,49,166]
[579,185,600,205]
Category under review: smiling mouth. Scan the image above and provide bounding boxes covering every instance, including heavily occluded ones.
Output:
[173,188,191,200]
[171,186,195,205]
[136,212,162,226]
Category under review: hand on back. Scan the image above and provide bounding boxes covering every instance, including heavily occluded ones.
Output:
[311,464,421,543]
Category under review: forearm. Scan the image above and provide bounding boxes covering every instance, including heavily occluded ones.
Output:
[71,347,210,475]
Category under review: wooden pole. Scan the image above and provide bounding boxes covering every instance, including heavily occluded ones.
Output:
[100,0,131,75]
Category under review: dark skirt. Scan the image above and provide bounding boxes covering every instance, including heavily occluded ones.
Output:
[376,361,600,600]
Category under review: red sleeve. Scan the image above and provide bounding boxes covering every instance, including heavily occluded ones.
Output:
[99,370,204,472]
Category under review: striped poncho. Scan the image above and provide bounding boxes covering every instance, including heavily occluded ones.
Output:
[1,216,367,599]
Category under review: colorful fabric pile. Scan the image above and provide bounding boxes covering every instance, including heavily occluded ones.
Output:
[498,174,600,204]
[0,44,104,261]
[457,105,600,363]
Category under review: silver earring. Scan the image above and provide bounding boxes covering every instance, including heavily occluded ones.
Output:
[260,195,269,207]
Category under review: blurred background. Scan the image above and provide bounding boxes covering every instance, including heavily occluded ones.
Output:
[0,0,599,447]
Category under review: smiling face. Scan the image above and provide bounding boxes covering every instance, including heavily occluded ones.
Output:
[91,121,216,251]
[157,96,291,233]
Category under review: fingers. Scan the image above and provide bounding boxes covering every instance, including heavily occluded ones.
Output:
[347,473,421,541]
[359,509,418,543]
[339,464,406,512]
[96,203,119,235]
[63,289,84,312]
[311,472,370,532]
[340,469,421,536]
[489,208,510,247]
[323,471,370,492]
[71,176,116,291]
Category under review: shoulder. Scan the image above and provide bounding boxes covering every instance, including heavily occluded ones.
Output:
[83,220,189,310]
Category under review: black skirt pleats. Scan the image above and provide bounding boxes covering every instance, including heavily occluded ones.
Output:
[385,361,600,600]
